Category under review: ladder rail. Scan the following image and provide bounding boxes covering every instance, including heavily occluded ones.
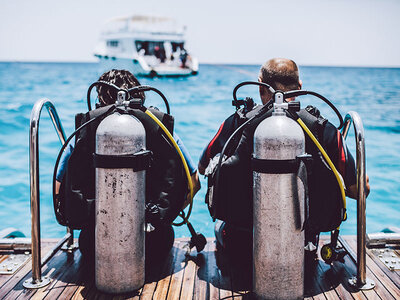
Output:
[25,98,74,288]
[340,111,374,290]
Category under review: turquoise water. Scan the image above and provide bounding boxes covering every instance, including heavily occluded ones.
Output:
[0,62,399,238]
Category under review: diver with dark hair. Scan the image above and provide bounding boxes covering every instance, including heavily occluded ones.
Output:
[199,58,370,264]
[55,69,200,263]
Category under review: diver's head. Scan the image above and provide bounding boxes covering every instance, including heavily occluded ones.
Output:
[258,58,302,104]
[96,69,145,106]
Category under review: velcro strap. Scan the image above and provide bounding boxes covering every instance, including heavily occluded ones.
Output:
[93,150,153,170]
[252,157,299,174]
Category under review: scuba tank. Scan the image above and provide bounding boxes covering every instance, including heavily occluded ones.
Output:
[53,81,206,293]
[252,92,305,300]
[94,92,148,293]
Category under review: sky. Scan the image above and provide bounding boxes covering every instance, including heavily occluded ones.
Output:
[1,0,400,67]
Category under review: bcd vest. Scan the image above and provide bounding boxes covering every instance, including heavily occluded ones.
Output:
[55,105,187,229]
[206,105,346,234]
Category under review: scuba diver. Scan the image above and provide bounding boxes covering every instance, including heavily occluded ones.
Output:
[199,58,370,264]
[55,69,200,263]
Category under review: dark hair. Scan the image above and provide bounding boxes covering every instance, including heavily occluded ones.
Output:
[96,69,145,106]
[259,58,300,96]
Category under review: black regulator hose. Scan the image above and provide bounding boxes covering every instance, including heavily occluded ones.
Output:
[233,81,276,103]
[284,90,344,129]
[87,81,122,111]
[87,82,171,115]
[128,85,170,115]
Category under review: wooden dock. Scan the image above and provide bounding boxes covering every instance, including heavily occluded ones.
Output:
[0,236,399,299]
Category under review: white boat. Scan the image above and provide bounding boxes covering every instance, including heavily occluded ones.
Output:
[94,15,199,77]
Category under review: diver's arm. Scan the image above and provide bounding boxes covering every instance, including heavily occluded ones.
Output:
[55,180,61,195]
[198,162,206,175]
[191,171,201,196]
[54,142,74,196]
[174,133,201,206]
[183,171,201,209]
[346,175,370,200]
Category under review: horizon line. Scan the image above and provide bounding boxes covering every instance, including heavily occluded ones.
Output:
[0,59,399,69]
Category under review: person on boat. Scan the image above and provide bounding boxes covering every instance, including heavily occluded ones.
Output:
[55,69,200,263]
[198,58,370,264]
[180,48,188,68]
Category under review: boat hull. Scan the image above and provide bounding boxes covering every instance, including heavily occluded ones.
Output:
[96,55,198,77]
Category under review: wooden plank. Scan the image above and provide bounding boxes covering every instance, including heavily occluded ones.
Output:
[304,255,324,299]
[344,237,399,299]
[151,242,179,300]
[0,253,9,264]
[4,236,400,300]
[21,253,78,300]
[139,281,157,300]
[0,242,59,299]
[71,278,95,300]
[193,240,209,300]
[366,248,400,290]
[0,242,53,289]
[141,239,184,300]
[55,259,87,300]
[316,259,355,300]
[304,261,327,299]
[1,249,66,300]
[316,238,356,300]
[207,240,220,300]
[33,250,82,299]
[318,261,353,300]
[180,249,197,300]
[166,240,186,300]
[318,237,369,300]
[338,237,389,300]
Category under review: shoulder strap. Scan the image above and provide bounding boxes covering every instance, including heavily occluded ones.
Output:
[297,105,327,140]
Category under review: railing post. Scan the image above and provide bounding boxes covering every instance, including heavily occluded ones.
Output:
[24,99,76,289]
[342,111,375,290]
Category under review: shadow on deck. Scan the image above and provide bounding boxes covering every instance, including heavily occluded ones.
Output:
[0,236,399,299]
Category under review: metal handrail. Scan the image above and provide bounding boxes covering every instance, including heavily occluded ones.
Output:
[339,111,375,290]
[24,99,75,289]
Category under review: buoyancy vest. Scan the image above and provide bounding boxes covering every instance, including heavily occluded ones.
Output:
[206,105,346,233]
[56,105,187,229]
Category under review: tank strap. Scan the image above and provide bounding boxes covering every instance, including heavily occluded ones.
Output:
[251,157,299,174]
[93,150,153,170]
[252,153,313,174]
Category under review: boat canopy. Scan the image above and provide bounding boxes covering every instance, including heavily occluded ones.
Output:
[102,15,186,37]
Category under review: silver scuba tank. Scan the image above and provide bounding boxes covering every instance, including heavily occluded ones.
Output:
[253,93,305,300]
[95,111,146,294]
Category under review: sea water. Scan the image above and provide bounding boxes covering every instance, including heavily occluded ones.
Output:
[0,62,399,238]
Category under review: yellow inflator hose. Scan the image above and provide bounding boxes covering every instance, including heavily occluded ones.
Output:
[296,118,347,221]
[144,109,194,226]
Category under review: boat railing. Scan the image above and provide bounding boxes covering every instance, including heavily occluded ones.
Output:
[340,111,375,290]
[24,98,77,289]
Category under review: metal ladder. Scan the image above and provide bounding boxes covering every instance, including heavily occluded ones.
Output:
[339,111,375,290]
[24,99,77,289]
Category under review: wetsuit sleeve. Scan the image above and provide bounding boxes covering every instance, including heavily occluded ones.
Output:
[56,142,74,182]
[174,133,197,175]
[198,113,238,169]
[322,121,357,188]
[345,148,357,187]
